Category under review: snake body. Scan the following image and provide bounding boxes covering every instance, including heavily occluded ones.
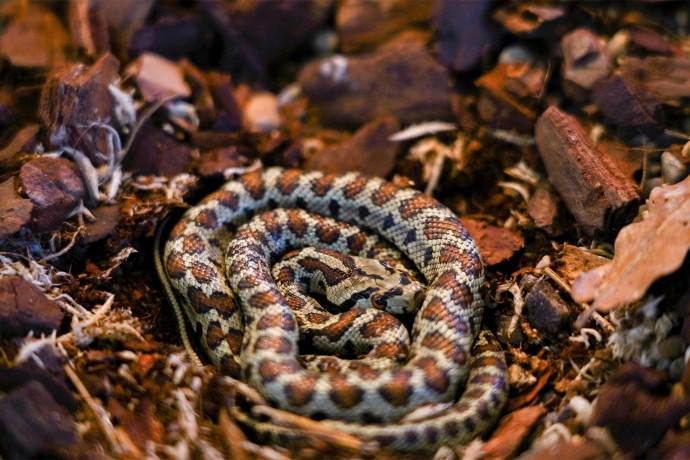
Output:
[159,167,508,452]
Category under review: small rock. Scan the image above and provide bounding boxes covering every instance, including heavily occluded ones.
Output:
[243,91,281,133]
[305,117,400,176]
[593,73,661,134]
[475,63,547,131]
[125,52,191,103]
[82,205,121,244]
[126,123,193,176]
[661,151,688,185]
[525,279,570,336]
[482,405,546,459]
[0,178,32,238]
[460,218,524,266]
[336,0,432,53]
[0,380,81,459]
[591,362,690,455]
[0,276,63,337]
[527,188,562,235]
[561,28,612,103]
[19,157,85,233]
[299,31,454,127]
[493,3,567,38]
[432,0,504,73]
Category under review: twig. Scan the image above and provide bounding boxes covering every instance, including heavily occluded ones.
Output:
[64,363,123,455]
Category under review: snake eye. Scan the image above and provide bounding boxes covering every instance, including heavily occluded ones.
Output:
[371,294,386,309]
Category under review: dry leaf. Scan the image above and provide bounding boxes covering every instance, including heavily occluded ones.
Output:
[571,174,690,311]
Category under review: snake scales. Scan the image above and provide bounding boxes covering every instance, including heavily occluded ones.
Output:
[156,167,508,452]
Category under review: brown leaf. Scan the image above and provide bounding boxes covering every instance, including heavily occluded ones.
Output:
[572,174,690,310]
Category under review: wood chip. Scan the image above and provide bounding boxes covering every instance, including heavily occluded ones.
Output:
[535,106,640,236]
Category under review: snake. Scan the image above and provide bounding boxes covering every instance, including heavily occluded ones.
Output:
[155,167,508,453]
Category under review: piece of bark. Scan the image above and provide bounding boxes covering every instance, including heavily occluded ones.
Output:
[0,125,40,165]
[0,85,15,126]
[126,123,193,176]
[482,405,546,460]
[627,26,680,56]
[0,178,32,238]
[572,174,690,311]
[526,188,562,236]
[492,3,567,38]
[0,360,76,414]
[598,140,643,185]
[475,63,547,131]
[593,73,661,134]
[561,28,612,103]
[69,0,110,57]
[107,398,164,450]
[305,117,400,177]
[129,14,214,64]
[336,0,432,53]
[0,275,63,338]
[299,31,454,128]
[97,0,155,46]
[207,72,243,132]
[554,244,610,286]
[535,106,640,236]
[19,157,86,233]
[190,133,243,155]
[460,218,524,266]
[0,380,81,459]
[432,0,504,73]
[524,438,608,460]
[590,362,690,455]
[0,3,69,68]
[181,60,216,128]
[125,53,191,103]
[651,429,690,460]
[39,53,122,166]
[197,145,253,178]
[620,56,690,107]
[199,0,330,83]
[526,279,570,336]
[82,205,121,244]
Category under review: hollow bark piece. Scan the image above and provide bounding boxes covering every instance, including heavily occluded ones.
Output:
[535,106,639,236]
[298,31,453,128]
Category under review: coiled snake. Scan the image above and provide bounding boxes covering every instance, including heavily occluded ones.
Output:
[156,167,508,452]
